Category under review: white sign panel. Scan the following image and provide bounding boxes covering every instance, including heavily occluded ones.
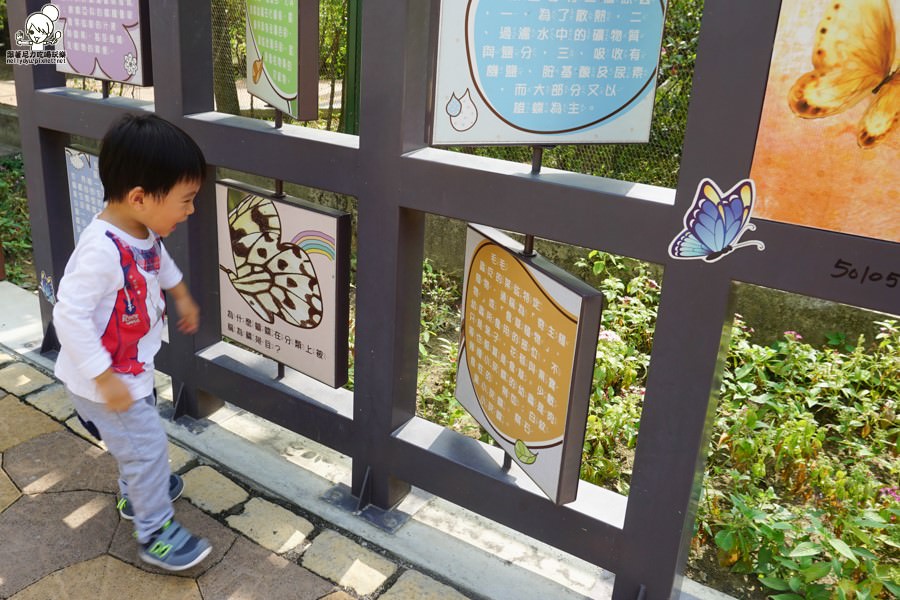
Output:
[432,0,667,145]
[216,181,350,387]
[64,148,105,242]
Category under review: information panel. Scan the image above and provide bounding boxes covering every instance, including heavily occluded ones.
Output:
[432,0,667,145]
[216,180,351,387]
[245,0,319,120]
[55,0,152,85]
[64,147,104,242]
[455,225,602,503]
[749,0,900,243]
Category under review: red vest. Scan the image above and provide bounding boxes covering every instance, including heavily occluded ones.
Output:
[100,232,163,375]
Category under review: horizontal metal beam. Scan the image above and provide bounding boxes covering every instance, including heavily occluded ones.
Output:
[183,113,360,197]
[390,417,627,573]
[189,342,356,456]
[402,148,676,263]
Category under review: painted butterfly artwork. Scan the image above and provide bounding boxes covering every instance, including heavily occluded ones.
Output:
[668,179,766,263]
[788,0,900,148]
[219,194,323,328]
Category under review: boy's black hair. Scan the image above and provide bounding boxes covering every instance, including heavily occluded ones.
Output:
[99,113,206,203]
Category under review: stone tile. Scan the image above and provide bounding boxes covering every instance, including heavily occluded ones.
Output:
[0,362,53,396]
[23,383,74,421]
[109,499,237,577]
[319,592,355,600]
[182,465,249,514]
[168,442,195,473]
[226,497,314,554]
[198,537,333,600]
[381,570,472,600]
[0,491,118,597]
[0,348,13,365]
[301,530,397,596]
[65,415,107,449]
[0,395,62,452]
[0,463,20,512]
[4,430,118,494]
[9,555,202,600]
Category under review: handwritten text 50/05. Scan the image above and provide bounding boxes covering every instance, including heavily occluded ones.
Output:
[831,259,898,289]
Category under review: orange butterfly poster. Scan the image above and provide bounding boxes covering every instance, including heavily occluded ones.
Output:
[749,0,900,244]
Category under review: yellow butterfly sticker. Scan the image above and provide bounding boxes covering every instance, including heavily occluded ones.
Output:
[788,0,900,147]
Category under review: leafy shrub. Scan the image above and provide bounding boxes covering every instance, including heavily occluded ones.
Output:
[701,319,900,598]
[0,153,33,287]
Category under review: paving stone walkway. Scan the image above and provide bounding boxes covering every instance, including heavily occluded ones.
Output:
[0,352,471,600]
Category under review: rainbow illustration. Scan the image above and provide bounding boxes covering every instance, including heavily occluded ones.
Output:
[291,230,336,261]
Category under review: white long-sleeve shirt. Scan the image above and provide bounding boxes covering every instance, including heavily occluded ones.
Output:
[53,217,182,403]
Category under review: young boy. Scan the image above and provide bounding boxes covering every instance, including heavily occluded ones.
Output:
[53,113,211,571]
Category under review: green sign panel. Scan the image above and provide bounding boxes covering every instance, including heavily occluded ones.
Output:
[245,0,318,120]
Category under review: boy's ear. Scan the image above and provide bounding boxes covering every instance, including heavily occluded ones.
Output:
[124,186,147,209]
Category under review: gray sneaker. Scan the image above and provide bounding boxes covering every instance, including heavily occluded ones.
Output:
[117,474,184,520]
[138,519,211,571]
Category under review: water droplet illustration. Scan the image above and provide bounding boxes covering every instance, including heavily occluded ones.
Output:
[449,89,478,132]
[446,93,462,117]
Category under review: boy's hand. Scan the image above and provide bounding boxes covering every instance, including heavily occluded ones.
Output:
[95,370,133,412]
[175,294,200,334]
[168,282,200,334]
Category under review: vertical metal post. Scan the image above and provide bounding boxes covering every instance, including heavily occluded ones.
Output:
[10,0,70,343]
[530,145,543,174]
[150,0,222,418]
[341,0,362,134]
[522,146,541,258]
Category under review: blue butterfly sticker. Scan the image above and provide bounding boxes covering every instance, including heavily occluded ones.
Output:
[669,178,765,263]
[39,271,56,305]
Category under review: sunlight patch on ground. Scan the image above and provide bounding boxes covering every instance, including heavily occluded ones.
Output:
[63,496,107,530]
[22,471,63,494]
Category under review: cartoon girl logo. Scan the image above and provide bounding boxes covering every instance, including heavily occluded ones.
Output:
[15,4,62,51]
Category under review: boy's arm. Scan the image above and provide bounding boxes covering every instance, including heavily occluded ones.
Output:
[158,240,199,334]
[166,280,200,334]
[53,243,119,380]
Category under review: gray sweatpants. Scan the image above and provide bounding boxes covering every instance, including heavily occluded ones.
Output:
[67,390,174,544]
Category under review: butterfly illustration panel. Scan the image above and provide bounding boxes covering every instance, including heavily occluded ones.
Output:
[749,0,900,244]
[216,181,351,388]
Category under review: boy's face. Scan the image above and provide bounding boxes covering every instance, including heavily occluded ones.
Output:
[145,179,201,237]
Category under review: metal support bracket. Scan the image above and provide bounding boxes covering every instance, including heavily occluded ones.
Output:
[321,482,412,534]
[40,320,61,355]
